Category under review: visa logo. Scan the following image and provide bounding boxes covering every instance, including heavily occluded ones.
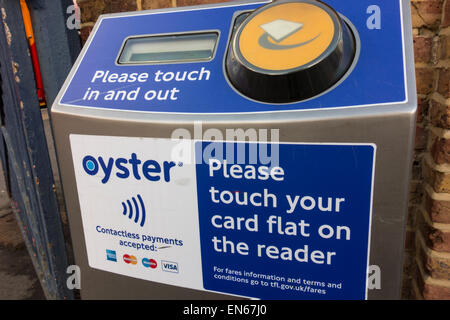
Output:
[161,261,179,273]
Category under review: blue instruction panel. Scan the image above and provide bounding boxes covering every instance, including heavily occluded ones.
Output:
[195,142,375,299]
[60,0,407,113]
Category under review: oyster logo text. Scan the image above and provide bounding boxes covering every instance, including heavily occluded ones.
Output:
[82,154,178,184]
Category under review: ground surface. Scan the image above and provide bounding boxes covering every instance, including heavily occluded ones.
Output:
[0,181,45,299]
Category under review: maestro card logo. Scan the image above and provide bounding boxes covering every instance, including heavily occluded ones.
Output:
[142,258,157,269]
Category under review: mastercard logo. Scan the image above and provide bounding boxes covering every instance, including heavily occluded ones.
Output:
[236,1,339,72]
[123,254,137,265]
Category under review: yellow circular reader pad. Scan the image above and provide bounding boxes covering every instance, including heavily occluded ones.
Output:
[238,2,337,71]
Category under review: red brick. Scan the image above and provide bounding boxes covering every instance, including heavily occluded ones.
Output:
[108,0,137,13]
[80,25,93,45]
[429,99,450,129]
[439,35,450,61]
[78,0,137,23]
[142,0,173,10]
[177,0,232,7]
[437,68,450,98]
[417,211,450,253]
[416,68,435,94]
[429,228,450,252]
[415,125,427,150]
[414,36,433,64]
[417,97,427,123]
[431,137,450,164]
[425,193,450,224]
[422,161,450,193]
[78,0,107,23]
[442,0,450,27]
[422,283,450,299]
[411,1,443,29]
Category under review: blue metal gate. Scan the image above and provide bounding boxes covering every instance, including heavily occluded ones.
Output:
[0,0,80,299]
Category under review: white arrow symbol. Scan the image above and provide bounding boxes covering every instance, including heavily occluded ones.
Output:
[260,19,304,42]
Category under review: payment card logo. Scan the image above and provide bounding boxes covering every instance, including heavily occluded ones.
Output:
[161,261,179,273]
[142,258,157,269]
[123,254,137,265]
[106,249,117,262]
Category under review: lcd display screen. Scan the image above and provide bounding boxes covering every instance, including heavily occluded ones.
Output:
[118,32,218,64]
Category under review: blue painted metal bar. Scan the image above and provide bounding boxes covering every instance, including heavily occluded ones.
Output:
[0,0,76,299]
[0,77,10,194]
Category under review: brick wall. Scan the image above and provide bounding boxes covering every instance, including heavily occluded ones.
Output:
[78,0,232,43]
[76,0,450,299]
[409,0,450,300]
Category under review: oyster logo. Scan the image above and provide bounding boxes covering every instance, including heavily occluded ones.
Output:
[258,19,320,50]
[81,154,177,184]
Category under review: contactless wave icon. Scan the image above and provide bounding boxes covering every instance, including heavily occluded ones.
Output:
[122,194,146,227]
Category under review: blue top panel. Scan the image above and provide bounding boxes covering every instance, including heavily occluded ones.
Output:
[60,0,407,114]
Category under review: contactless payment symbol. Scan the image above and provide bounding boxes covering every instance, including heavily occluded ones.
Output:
[121,194,146,227]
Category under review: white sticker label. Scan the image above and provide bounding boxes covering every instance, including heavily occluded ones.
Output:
[70,134,203,290]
